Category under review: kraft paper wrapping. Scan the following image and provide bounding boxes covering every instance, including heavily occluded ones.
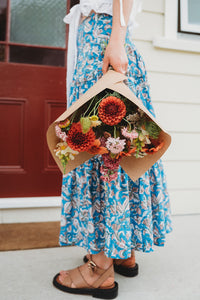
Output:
[46,70,171,182]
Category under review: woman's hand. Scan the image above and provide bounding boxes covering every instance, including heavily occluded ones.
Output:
[102,38,128,75]
[102,0,133,75]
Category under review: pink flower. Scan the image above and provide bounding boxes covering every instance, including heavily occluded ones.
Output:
[105,137,126,154]
[100,166,118,183]
[102,154,121,170]
[55,125,67,142]
[99,136,107,147]
[121,127,138,140]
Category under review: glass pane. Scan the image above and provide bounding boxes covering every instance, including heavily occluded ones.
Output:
[0,44,5,61]
[0,0,7,41]
[10,45,65,67]
[188,0,200,25]
[10,0,67,47]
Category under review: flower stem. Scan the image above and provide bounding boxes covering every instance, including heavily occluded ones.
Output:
[88,98,102,116]
[114,126,116,138]
[83,96,97,117]
[123,118,132,130]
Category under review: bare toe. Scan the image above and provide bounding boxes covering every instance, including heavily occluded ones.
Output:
[59,270,68,276]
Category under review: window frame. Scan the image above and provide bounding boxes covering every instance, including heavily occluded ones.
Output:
[153,0,200,53]
[0,0,68,65]
[178,0,200,35]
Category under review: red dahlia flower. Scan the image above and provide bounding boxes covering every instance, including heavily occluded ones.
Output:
[98,96,126,125]
[67,122,95,152]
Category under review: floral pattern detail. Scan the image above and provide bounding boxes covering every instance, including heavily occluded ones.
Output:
[59,13,172,258]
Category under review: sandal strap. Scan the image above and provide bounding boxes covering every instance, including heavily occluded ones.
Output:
[88,254,115,289]
[67,266,91,289]
[91,264,114,289]
[66,255,114,289]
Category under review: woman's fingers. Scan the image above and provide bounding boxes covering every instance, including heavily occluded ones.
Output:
[103,59,128,74]
[112,59,128,74]
[102,41,128,74]
[102,56,110,74]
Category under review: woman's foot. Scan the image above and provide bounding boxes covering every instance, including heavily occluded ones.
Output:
[57,252,115,289]
[84,250,139,277]
[114,250,136,268]
[85,249,136,268]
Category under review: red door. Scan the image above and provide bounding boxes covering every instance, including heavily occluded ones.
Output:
[0,0,71,197]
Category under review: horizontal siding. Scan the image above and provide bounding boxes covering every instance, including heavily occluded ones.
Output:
[148,71,200,104]
[142,0,165,13]
[135,1,200,215]
[153,102,200,133]
[170,190,200,215]
[162,133,200,161]
[163,161,200,190]
[133,11,164,42]
[134,41,200,76]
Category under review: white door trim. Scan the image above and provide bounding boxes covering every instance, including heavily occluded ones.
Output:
[0,197,61,209]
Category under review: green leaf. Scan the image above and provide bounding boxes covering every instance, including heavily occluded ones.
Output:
[145,121,161,139]
[80,117,92,134]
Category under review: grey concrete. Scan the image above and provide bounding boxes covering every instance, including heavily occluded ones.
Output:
[0,214,200,300]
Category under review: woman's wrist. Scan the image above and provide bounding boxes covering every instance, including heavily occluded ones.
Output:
[110,28,127,44]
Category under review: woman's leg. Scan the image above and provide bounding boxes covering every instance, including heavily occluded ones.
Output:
[85,249,136,267]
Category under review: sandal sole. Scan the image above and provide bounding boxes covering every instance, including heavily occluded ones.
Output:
[114,262,139,277]
[83,255,139,278]
[53,273,118,299]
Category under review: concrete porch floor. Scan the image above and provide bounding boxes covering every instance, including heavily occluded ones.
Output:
[0,214,200,300]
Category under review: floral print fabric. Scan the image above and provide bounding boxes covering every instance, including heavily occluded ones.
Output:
[59,13,172,259]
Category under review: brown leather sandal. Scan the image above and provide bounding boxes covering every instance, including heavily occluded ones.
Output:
[84,255,139,278]
[53,254,118,299]
[113,258,139,277]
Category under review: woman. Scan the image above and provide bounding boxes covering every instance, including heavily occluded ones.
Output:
[53,0,172,298]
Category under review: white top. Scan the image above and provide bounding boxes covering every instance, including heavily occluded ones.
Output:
[63,0,143,106]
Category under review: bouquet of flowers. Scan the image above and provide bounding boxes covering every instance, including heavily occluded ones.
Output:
[54,89,163,183]
[47,70,171,185]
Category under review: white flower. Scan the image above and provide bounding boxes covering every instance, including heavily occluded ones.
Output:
[105,137,126,154]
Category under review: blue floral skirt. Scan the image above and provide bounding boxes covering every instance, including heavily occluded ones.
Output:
[59,13,172,259]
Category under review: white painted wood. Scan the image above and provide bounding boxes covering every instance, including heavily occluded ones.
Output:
[164,0,178,38]
[170,190,200,215]
[133,11,164,41]
[148,71,200,104]
[0,209,2,223]
[142,0,165,13]
[134,41,200,76]
[163,161,200,190]
[153,102,200,132]
[1,207,61,224]
[153,0,200,53]
[153,36,200,53]
[162,133,200,162]
[0,197,61,209]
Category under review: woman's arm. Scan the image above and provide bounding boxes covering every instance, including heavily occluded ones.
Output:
[102,0,133,74]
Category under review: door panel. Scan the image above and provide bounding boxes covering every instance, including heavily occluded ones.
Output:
[0,0,70,197]
[0,63,66,197]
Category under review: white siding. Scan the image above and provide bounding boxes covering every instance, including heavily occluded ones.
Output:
[134,0,200,215]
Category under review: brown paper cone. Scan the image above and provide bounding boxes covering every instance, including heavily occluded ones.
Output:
[46,70,171,182]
